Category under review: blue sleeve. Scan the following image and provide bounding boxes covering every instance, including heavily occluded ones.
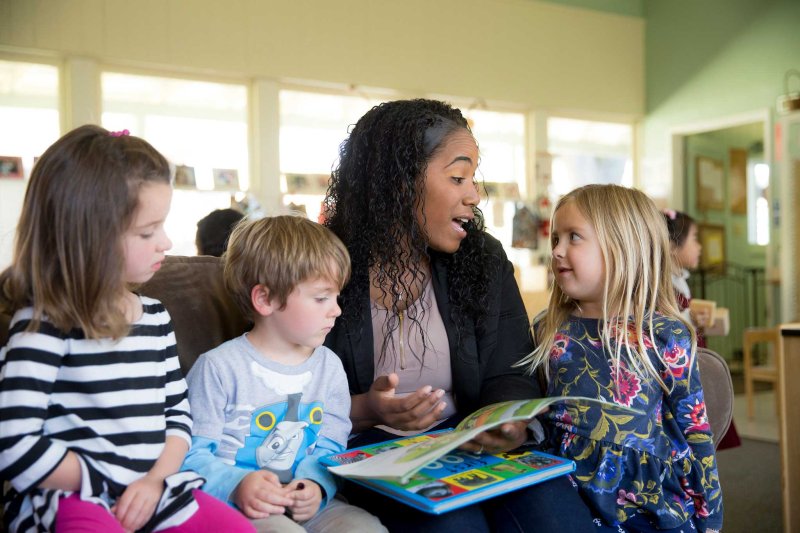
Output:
[293,351,352,506]
[182,436,251,504]
[661,322,723,531]
[293,436,345,506]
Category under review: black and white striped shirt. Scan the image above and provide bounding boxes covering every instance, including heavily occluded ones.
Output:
[0,296,198,532]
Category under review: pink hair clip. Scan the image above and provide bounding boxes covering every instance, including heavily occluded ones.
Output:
[662,208,676,220]
[109,129,130,137]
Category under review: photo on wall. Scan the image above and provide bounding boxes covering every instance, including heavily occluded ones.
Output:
[174,165,197,189]
[0,156,24,179]
[729,148,748,214]
[698,224,726,268]
[695,156,724,211]
[212,168,239,191]
[284,173,330,195]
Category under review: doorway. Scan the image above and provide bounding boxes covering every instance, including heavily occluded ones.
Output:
[670,110,774,369]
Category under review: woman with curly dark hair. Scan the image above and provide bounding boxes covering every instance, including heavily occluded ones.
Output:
[323,99,594,532]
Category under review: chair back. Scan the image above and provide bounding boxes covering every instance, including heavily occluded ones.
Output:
[742,326,780,419]
[697,347,734,448]
[139,255,249,375]
[743,327,780,375]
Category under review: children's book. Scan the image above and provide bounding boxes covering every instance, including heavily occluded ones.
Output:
[322,397,641,514]
[690,299,730,336]
[705,307,730,336]
[322,432,574,515]
[689,298,716,323]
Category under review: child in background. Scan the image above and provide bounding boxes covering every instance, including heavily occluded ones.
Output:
[182,216,386,533]
[196,208,245,257]
[0,125,252,533]
[663,209,709,346]
[522,185,722,532]
[664,209,741,450]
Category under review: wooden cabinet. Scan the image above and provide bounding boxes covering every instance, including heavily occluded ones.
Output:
[779,324,800,533]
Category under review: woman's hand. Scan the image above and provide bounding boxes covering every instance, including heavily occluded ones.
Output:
[357,373,447,432]
[461,420,529,455]
[113,473,164,532]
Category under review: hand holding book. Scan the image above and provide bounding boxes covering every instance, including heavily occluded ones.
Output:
[323,397,642,514]
[461,419,529,455]
[329,396,642,484]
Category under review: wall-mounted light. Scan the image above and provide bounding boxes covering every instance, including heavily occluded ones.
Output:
[777,69,800,114]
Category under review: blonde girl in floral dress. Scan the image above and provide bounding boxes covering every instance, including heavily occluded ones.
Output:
[521,184,722,533]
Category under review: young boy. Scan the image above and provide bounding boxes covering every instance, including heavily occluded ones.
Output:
[183,215,386,533]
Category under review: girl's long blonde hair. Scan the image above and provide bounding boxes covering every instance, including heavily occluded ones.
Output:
[520,184,696,392]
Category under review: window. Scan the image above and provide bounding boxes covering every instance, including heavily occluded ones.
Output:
[749,161,770,245]
[102,72,248,255]
[279,89,385,222]
[547,117,633,203]
[465,109,526,248]
[0,59,60,268]
[278,93,527,249]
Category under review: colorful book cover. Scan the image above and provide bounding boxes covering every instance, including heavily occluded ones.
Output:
[326,397,639,484]
[321,431,575,515]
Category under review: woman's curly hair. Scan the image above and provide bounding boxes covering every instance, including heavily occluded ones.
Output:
[323,98,496,363]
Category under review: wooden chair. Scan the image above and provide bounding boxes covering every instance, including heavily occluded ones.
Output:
[742,327,781,420]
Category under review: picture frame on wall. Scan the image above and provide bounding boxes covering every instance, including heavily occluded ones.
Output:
[212,168,239,191]
[174,165,197,189]
[698,223,726,268]
[480,181,521,201]
[0,156,24,179]
[695,155,725,211]
[729,148,748,214]
[284,173,329,195]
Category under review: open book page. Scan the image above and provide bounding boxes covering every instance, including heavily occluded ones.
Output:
[689,299,716,329]
[689,299,716,318]
[328,396,640,483]
[704,307,730,336]
[688,299,729,335]
[322,439,575,514]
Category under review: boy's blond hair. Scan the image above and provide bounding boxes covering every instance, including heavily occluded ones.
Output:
[224,215,351,320]
[520,184,695,392]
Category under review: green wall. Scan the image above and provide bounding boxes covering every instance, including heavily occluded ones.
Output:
[642,0,800,200]
[684,123,765,269]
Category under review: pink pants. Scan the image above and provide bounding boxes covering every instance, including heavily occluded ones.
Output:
[55,490,255,533]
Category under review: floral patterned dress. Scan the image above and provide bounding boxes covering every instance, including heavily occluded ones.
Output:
[539,314,723,531]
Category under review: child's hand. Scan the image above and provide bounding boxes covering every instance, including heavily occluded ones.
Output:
[112,473,164,532]
[462,420,530,454]
[286,479,322,522]
[234,470,293,519]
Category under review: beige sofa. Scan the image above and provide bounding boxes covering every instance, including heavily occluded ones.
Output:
[0,255,734,444]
